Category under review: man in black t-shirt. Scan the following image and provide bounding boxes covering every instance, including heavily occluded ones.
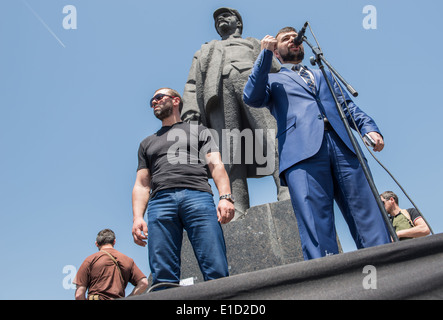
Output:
[380,191,430,240]
[132,87,235,288]
[137,121,219,200]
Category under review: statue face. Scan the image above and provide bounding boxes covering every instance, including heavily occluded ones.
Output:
[215,11,240,37]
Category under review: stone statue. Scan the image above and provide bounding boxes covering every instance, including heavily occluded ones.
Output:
[181,7,289,218]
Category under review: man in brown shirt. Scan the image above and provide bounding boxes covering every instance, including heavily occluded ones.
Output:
[74,229,148,300]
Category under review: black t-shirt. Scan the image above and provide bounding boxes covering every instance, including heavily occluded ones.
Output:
[137,122,219,198]
[407,208,422,224]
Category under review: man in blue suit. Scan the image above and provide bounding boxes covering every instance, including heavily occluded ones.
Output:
[243,27,391,260]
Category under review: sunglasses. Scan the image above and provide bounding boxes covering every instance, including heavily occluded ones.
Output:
[149,93,175,107]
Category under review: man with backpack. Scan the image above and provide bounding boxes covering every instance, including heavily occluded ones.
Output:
[380,191,430,240]
[74,229,148,300]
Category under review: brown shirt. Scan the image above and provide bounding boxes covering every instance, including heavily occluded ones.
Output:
[74,248,146,300]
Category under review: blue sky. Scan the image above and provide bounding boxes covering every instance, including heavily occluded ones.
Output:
[1,0,442,300]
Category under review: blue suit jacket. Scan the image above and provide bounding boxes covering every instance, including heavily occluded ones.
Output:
[243,49,381,185]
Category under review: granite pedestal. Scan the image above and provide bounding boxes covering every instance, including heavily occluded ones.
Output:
[179,199,341,283]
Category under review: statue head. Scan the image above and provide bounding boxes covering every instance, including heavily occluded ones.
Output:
[213,7,243,38]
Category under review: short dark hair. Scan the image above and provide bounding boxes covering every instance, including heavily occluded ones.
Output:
[276,26,297,39]
[380,191,399,205]
[154,87,183,113]
[96,229,116,246]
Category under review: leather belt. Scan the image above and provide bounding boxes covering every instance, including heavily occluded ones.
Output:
[324,118,332,131]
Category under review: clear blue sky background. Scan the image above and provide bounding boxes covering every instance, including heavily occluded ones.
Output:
[1,0,442,300]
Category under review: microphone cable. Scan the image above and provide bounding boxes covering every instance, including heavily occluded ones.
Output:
[332,57,434,235]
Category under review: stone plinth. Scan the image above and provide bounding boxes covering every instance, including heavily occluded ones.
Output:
[180,199,310,283]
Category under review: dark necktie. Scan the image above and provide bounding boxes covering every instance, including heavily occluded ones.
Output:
[293,65,316,93]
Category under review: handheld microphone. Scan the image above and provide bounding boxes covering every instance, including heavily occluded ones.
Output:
[293,22,308,46]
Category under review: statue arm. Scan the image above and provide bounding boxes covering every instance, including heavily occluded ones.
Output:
[181,52,202,124]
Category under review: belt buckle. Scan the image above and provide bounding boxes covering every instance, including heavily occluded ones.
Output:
[323,118,331,131]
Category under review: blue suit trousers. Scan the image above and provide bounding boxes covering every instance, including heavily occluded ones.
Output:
[285,130,391,260]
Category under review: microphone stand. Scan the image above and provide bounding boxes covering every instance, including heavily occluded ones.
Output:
[301,34,399,242]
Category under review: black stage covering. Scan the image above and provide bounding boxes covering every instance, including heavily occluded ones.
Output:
[127,233,443,300]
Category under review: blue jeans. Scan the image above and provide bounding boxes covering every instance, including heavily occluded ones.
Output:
[147,188,229,285]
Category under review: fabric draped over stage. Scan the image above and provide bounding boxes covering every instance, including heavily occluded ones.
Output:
[127,233,443,300]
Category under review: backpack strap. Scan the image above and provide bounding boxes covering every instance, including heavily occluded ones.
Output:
[100,250,124,284]
[400,209,414,228]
